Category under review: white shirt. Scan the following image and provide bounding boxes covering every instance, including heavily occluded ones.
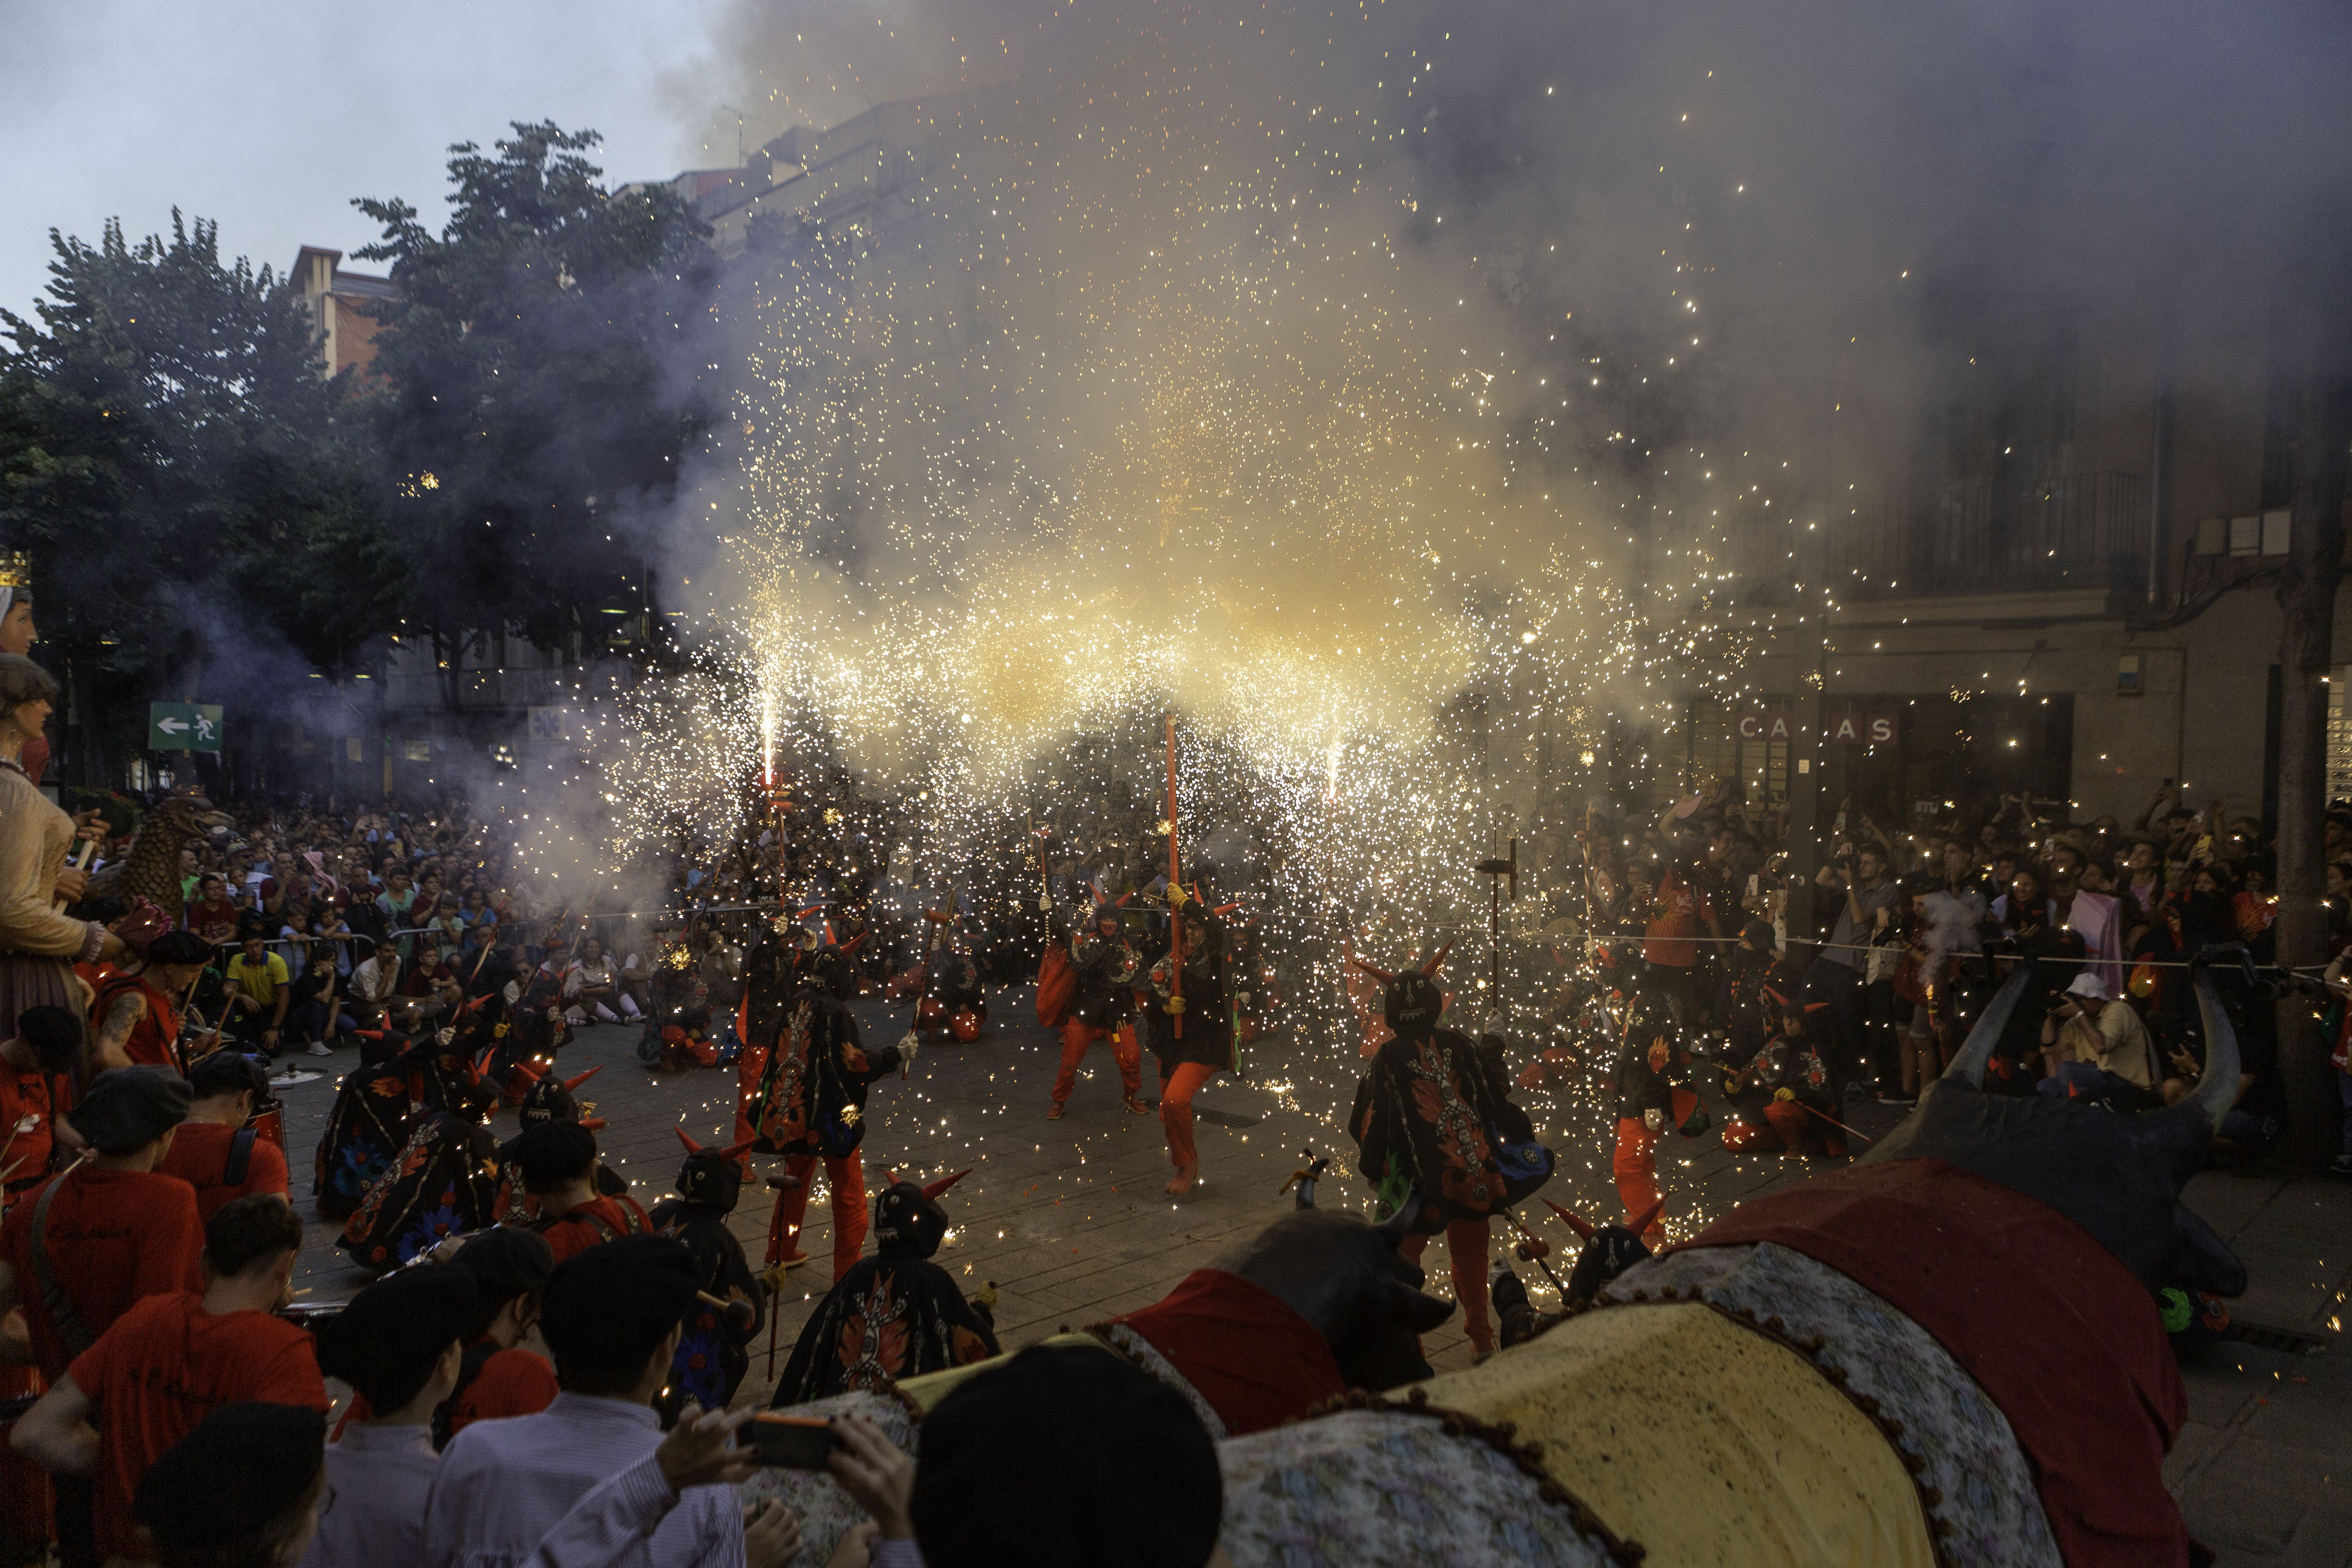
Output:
[352,955,402,1004]
[421,1392,741,1568]
[303,1422,439,1568]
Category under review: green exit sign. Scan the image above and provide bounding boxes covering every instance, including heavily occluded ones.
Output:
[148,703,223,753]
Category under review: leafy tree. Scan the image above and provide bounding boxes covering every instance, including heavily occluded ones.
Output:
[351,121,714,704]
[0,213,404,777]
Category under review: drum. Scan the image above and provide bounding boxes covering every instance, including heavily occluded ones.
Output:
[249,1098,285,1152]
[916,996,945,1033]
[949,1008,982,1042]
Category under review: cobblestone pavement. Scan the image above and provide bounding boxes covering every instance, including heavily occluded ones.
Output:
[276,986,2350,1562]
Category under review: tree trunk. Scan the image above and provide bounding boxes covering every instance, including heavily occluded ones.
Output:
[2270,272,2352,1171]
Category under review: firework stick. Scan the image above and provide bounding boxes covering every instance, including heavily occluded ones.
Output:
[1800,1102,1875,1143]
[1502,1206,1570,1296]
[1165,713,1183,1039]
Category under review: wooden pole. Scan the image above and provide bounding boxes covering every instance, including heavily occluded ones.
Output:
[1166,714,1183,1040]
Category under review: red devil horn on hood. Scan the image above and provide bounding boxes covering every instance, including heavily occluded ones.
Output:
[1114,892,1133,907]
[921,1169,972,1200]
[564,1065,602,1092]
[673,1125,705,1154]
[1419,941,1454,978]
[480,1045,513,1077]
[721,1138,759,1160]
[883,1169,900,1188]
[1345,953,1397,984]
[1626,1198,1666,1236]
[842,931,869,954]
[1543,1198,1597,1239]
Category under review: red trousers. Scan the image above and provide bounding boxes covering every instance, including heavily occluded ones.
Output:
[1053,1019,1140,1104]
[1400,1218,1495,1352]
[733,1043,768,1173]
[1613,1116,1665,1239]
[771,1148,869,1278]
[1765,1098,1846,1157]
[1160,1062,1216,1169]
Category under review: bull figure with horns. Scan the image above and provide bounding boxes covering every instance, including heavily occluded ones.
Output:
[757,949,2250,1568]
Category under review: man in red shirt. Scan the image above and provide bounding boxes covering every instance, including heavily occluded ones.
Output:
[0,1067,202,1384]
[0,1006,82,1197]
[11,1195,326,1563]
[442,1229,560,1439]
[156,1051,290,1221]
[90,931,214,1074]
[503,1123,649,1262]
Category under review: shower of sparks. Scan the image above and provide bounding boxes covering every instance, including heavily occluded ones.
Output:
[526,3,1826,1244]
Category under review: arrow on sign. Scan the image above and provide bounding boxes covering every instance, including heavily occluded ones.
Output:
[155,718,190,735]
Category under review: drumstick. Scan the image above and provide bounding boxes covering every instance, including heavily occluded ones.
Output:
[53,837,97,911]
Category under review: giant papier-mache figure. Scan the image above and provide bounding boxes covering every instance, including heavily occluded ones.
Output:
[755,952,2249,1568]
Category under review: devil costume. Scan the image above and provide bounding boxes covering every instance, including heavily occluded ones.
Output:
[747,936,904,1276]
[1051,906,1144,1114]
[1147,902,1234,1191]
[337,1075,508,1270]
[772,1169,997,1405]
[312,1030,418,1223]
[651,1127,766,1418]
[1719,1000,1846,1158]
[1609,989,1708,1238]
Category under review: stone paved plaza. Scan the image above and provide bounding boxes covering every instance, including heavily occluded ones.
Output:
[276,984,2352,1564]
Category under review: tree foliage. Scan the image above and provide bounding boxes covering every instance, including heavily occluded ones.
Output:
[351,121,714,675]
[0,213,403,702]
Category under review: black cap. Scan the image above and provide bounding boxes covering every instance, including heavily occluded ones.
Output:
[316,1265,477,1414]
[67,1066,192,1155]
[187,1049,270,1105]
[539,1234,698,1380]
[500,1120,596,1190]
[133,1402,324,1549]
[452,1227,556,1304]
[913,1346,1220,1568]
[1740,919,1775,950]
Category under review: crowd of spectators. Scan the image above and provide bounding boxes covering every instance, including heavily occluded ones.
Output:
[1554,777,2351,1167]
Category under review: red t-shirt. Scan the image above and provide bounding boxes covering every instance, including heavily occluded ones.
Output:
[538,1194,652,1262]
[154,1123,291,1222]
[93,976,182,1072]
[331,1339,558,1440]
[0,1168,203,1382]
[0,1068,62,1192]
[68,1292,327,1562]
[1642,868,1709,969]
[448,1343,560,1435]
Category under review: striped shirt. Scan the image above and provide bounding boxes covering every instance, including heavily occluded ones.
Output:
[301,1422,438,1568]
[420,1393,741,1568]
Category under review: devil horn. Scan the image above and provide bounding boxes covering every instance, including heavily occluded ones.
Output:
[1346,953,1399,985]
[1626,1198,1666,1236]
[2180,956,2244,1135]
[720,1138,760,1160]
[1943,962,2035,1088]
[1543,1198,1597,1239]
[884,1169,900,1188]
[1419,940,1455,978]
[564,1065,602,1091]
[673,1125,705,1154]
[921,1168,973,1200]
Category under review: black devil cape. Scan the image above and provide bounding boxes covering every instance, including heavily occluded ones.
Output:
[313,1031,417,1222]
[773,1169,997,1405]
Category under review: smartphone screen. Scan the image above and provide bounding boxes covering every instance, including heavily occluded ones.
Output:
[748,1414,841,1469]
